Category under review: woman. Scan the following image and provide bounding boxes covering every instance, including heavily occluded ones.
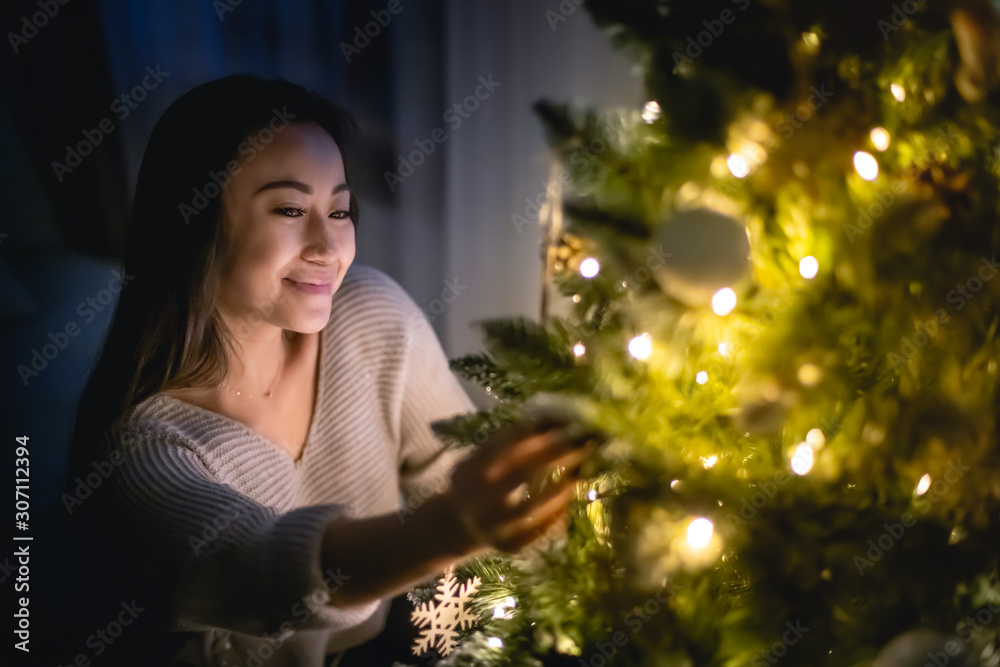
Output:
[66,75,589,667]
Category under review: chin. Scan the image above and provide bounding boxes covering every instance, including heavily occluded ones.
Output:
[281,310,331,335]
[290,319,329,335]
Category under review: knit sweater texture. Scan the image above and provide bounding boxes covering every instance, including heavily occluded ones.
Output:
[83,264,475,666]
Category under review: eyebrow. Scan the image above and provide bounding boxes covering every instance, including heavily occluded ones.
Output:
[253,180,350,196]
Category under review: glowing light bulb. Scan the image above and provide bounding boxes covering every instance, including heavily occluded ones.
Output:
[710,155,731,178]
[678,180,701,202]
[670,479,682,490]
[702,455,718,469]
[696,371,708,384]
[572,294,581,303]
[628,334,652,360]
[493,597,517,619]
[718,342,729,355]
[727,153,752,178]
[799,256,819,279]
[890,83,906,102]
[488,637,504,649]
[587,489,598,501]
[687,518,714,548]
[580,257,600,278]
[798,363,822,386]
[642,100,661,123]
[854,151,879,181]
[790,442,815,475]
[870,127,890,151]
[806,428,826,446]
[802,31,820,48]
[573,342,586,357]
[915,474,931,496]
[712,288,737,316]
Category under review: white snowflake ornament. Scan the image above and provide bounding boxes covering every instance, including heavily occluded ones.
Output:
[411,567,482,656]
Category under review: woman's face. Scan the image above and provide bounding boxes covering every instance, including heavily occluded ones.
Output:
[217,121,355,338]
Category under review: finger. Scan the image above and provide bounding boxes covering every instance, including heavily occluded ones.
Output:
[544,445,593,476]
[492,477,575,537]
[495,512,569,554]
[550,436,601,478]
[484,476,574,530]
[522,476,577,519]
[483,427,566,483]
[519,446,593,498]
[488,434,594,491]
[454,426,554,483]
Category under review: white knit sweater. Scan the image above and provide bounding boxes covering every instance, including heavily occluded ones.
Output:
[93,264,475,666]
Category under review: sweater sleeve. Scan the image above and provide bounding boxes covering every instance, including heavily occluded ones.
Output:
[395,304,477,507]
[101,427,381,637]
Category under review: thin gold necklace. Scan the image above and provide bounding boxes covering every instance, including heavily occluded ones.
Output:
[222,345,287,399]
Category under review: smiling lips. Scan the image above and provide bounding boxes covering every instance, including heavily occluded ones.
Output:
[283,277,332,295]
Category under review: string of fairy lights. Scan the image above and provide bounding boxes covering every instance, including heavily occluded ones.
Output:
[422,0,1000,659]
[539,61,934,573]
[450,21,987,659]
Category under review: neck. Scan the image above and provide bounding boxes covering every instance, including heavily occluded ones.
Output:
[224,324,297,397]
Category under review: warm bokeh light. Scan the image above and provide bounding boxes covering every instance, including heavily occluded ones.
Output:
[791,442,815,475]
[573,342,586,357]
[628,334,652,360]
[890,83,906,102]
[696,370,708,384]
[687,517,715,548]
[799,255,819,279]
[579,257,600,278]
[642,100,661,123]
[712,288,737,316]
[870,127,891,151]
[798,363,822,386]
[727,153,752,178]
[915,474,931,496]
[854,151,879,180]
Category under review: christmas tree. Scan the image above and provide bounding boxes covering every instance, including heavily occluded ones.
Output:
[413,1,1000,665]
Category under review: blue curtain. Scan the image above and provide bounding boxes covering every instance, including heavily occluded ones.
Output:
[96,0,395,193]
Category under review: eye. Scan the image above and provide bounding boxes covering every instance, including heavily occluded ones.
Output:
[274,206,304,218]
[330,210,351,220]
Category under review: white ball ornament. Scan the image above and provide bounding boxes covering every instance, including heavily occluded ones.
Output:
[874,628,974,667]
[652,208,751,306]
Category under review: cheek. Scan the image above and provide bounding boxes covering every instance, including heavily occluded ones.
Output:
[227,227,297,292]
[338,224,357,260]
[240,235,288,268]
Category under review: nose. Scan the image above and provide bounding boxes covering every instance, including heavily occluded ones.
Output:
[302,209,336,261]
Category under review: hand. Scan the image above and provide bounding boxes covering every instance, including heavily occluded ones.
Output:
[445,420,598,554]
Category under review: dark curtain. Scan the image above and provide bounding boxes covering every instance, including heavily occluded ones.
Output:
[0,0,128,259]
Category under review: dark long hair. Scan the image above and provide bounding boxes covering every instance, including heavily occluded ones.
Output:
[66,74,361,490]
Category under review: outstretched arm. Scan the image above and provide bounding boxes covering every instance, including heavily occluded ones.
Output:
[321,424,592,607]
